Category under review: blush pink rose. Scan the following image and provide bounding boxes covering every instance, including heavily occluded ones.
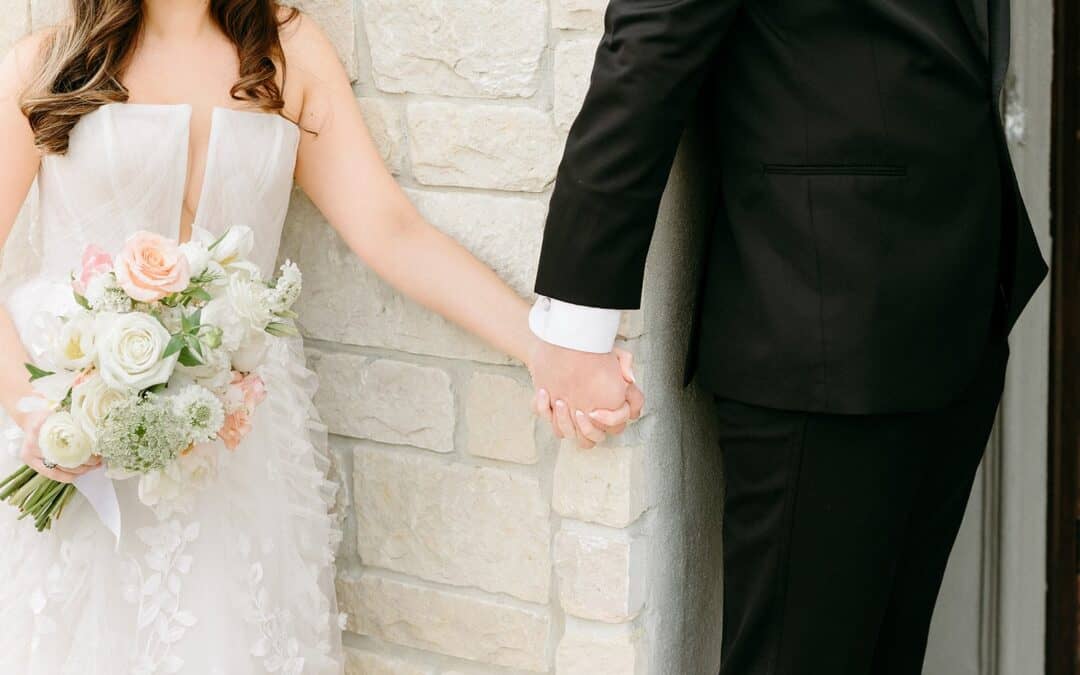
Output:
[224,372,267,412]
[73,245,113,295]
[238,373,267,410]
[218,409,252,451]
[114,231,190,302]
[218,372,267,450]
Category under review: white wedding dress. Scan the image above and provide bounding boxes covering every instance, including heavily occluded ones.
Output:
[0,103,344,674]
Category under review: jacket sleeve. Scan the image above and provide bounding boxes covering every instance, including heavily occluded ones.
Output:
[534,0,743,309]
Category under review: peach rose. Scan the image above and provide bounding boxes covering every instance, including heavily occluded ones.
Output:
[74,245,113,295]
[219,409,252,450]
[114,231,190,302]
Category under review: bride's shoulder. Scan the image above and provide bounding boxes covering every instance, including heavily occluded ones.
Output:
[0,28,57,101]
[276,6,352,130]
[277,7,347,82]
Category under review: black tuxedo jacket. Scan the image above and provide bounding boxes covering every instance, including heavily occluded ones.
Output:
[534,0,1048,414]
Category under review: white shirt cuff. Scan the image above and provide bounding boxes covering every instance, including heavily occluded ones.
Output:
[529,296,621,354]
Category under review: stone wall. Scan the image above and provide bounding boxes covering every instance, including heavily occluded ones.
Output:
[0,2,725,673]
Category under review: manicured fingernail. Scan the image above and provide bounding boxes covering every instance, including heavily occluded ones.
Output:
[588,411,602,420]
[628,371,637,384]
[555,400,566,410]
[538,389,548,398]
[575,410,587,422]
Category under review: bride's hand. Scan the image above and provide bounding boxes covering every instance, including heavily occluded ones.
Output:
[535,348,645,448]
[584,349,645,437]
[18,411,101,484]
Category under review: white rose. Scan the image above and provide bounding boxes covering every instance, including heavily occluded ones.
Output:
[53,314,97,370]
[70,374,130,439]
[209,226,254,266]
[95,312,179,391]
[38,411,94,469]
[231,329,268,373]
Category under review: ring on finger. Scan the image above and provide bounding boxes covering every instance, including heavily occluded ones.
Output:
[41,459,58,470]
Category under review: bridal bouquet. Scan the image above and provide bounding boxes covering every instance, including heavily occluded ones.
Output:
[0,226,302,532]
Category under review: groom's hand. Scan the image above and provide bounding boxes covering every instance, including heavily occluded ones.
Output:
[528,341,644,448]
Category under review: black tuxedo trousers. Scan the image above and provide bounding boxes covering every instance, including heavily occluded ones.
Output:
[716,327,1008,675]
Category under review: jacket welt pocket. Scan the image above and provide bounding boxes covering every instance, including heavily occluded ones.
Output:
[762,163,907,177]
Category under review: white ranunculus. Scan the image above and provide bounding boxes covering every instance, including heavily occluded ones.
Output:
[137,464,183,508]
[95,312,179,391]
[209,226,254,266]
[231,328,269,373]
[38,411,94,469]
[53,314,97,370]
[70,373,130,439]
[179,443,218,492]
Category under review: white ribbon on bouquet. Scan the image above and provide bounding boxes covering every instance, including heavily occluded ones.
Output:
[11,394,122,543]
[74,469,122,541]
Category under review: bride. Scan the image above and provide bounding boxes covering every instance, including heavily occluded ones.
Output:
[0,1,639,672]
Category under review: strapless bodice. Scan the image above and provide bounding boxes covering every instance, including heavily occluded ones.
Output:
[4,103,300,346]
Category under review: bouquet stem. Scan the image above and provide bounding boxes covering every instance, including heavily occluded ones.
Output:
[0,465,77,532]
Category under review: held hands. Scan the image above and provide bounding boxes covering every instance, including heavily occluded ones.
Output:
[528,340,644,449]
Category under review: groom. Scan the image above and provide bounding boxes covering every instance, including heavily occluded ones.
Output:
[528,0,1048,673]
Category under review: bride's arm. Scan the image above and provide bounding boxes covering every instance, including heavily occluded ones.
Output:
[0,37,45,430]
[286,24,547,368]
[284,16,615,395]
[0,35,97,483]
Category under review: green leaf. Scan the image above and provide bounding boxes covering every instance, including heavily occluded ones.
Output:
[184,334,204,359]
[266,322,298,338]
[187,287,212,303]
[181,308,203,334]
[177,348,204,368]
[25,363,55,381]
[163,335,185,359]
[72,290,91,310]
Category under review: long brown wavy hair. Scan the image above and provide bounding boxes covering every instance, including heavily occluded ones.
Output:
[20,0,298,154]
